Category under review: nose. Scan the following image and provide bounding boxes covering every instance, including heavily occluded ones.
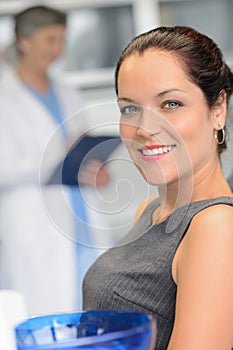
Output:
[54,42,63,56]
[50,38,64,57]
[136,107,162,138]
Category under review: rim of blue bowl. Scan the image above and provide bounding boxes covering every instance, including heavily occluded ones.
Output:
[15,310,156,349]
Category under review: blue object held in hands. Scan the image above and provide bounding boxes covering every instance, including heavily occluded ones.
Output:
[15,310,157,349]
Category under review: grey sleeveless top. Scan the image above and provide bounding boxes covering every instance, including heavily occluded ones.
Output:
[83,196,233,349]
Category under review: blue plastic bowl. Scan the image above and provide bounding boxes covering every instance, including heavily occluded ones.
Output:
[15,310,157,349]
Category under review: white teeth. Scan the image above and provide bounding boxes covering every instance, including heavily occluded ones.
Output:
[142,145,174,156]
[158,147,163,154]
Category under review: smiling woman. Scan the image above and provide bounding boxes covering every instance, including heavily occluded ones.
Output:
[117,49,219,188]
[83,26,233,350]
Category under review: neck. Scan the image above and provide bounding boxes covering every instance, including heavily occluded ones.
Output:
[153,159,232,224]
[16,59,49,92]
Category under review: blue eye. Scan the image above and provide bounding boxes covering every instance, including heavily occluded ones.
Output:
[163,101,182,109]
[120,105,140,115]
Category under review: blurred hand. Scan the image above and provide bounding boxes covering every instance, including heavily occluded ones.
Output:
[77,159,110,187]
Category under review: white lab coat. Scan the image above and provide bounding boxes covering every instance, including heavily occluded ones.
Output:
[0,64,109,315]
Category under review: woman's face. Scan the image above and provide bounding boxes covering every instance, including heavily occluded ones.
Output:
[18,24,65,71]
[118,49,224,186]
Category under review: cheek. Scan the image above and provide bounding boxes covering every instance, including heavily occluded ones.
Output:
[34,40,51,53]
[120,122,137,141]
[171,114,207,147]
[30,42,44,55]
[174,115,215,167]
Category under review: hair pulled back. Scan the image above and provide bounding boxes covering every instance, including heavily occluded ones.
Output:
[115,26,233,153]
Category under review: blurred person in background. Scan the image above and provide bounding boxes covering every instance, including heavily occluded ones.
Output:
[0,5,111,315]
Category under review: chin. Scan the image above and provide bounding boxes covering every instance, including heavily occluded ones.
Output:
[136,166,165,186]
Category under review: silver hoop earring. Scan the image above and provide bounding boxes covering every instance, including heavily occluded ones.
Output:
[214,128,225,145]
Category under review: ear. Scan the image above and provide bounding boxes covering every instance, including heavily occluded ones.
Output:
[17,37,31,55]
[210,90,227,130]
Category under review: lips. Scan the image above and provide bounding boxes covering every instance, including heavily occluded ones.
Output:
[141,145,175,156]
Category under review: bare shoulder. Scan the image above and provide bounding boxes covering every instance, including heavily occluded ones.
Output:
[190,202,233,238]
[170,201,233,349]
[173,201,233,283]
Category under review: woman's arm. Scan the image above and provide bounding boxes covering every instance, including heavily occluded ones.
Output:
[168,204,233,350]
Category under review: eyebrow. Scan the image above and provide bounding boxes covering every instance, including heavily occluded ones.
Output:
[117,97,137,103]
[155,88,185,98]
[117,89,185,103]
